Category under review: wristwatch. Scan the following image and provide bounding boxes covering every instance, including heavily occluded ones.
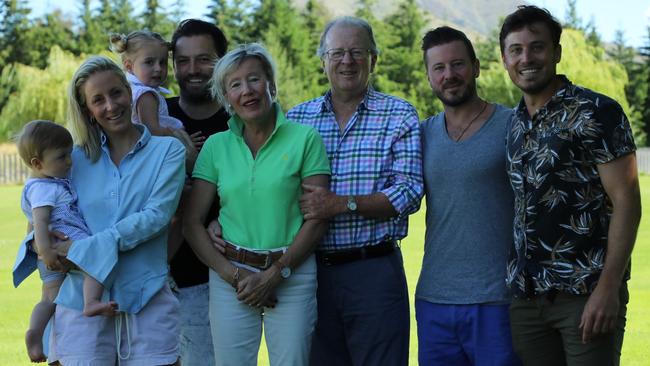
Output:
[273,260,292,279]
[347,195,358,212]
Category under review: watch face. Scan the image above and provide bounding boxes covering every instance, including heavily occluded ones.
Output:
[347,197,357,211]
[280,266,291,279]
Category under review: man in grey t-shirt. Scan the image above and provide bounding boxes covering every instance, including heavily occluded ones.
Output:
[416,26,520,366]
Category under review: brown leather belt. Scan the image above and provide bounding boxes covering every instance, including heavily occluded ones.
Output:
[224,241,284,270]
[315,240,396,266]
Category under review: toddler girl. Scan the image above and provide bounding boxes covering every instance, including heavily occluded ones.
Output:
[109,30,188,136]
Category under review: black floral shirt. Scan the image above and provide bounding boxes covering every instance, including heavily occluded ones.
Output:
[506,75,636,298]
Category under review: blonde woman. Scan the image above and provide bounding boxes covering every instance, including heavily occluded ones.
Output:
[48,55,185,365]
[184,43,330,365]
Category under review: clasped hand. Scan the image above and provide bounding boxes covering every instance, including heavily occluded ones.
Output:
[207,222,280,309]
[235,267,279,309]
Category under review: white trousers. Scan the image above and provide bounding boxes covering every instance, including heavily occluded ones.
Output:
[209,255,317,366]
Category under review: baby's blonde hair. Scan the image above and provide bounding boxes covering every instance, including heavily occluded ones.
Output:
[109,30,169,64]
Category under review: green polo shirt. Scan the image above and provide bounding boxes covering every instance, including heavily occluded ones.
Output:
[193,103,330,250]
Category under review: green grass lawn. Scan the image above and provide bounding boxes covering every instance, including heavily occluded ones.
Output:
[1,177,649,365]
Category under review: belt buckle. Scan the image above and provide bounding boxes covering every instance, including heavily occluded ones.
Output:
[321,255,332,266]
[257,249,272,269]
[317,251,333,266]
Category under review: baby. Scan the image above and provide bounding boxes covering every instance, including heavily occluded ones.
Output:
[16,120,117,362]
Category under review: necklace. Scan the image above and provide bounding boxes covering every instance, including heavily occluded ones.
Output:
[448,101,488,142]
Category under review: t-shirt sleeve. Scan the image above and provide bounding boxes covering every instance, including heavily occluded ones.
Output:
[131,84,158,106]
[301,127,331,178]
[26,181,60,209]
[582,98,637,165]
[192,135,220,184]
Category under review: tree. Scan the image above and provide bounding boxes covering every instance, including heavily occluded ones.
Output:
[23,11,77,68]
[102,0,139,35]
[207,0,252,45]
[168,0,186,24]
[564,0,582,29]
[301,0,330,95]
[303,0,328,51]
[355,0,378,25]
[95,0,112,34]
[375,0,435,117]
[142,0,175,38]
[143,0,161,31]
[584,16,601,49]
[640,26,650,143]
[248,0,281,43]
[77,0,105,55]
[0,0,32,68]
[609,29,647,146]
[0,63,17,116]
[0,47,82,139]
[475,28,522,108]
[558,28,645,144]
[258,0,319,108]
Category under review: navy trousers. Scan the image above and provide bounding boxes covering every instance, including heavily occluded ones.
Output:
[309,249,410,366]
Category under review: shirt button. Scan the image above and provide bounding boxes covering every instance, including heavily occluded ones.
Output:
[526,254,532,259]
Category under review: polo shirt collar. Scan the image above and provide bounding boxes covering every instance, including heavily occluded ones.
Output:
[227,102,287,137]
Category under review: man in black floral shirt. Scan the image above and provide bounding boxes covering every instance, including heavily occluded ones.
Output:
[500,5,641,365]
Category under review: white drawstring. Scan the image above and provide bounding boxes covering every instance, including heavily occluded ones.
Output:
[115,312,132,363]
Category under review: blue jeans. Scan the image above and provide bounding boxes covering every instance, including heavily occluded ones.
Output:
[209,255,317,366]
[174,282,215,366]
[416,301,521,366]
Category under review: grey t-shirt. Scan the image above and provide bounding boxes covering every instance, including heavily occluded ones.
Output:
[416,104,514,304]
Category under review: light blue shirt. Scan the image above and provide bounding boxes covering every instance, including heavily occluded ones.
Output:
[55,125,184,313]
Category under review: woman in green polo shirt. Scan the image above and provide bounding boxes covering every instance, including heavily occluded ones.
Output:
[183,43,330,366]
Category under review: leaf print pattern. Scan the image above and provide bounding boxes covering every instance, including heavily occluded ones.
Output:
[505,76,636,298]
[559,212,593,235]
[539,186,568,209]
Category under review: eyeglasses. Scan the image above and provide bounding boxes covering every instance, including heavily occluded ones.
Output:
[324,48,371,61]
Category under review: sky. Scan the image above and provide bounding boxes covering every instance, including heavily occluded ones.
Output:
[27,0,650,48]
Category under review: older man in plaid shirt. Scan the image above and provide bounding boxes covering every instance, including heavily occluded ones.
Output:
[288,16,423,366]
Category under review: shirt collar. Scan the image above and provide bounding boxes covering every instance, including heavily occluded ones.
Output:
[319,87,377,113]
[515,74,572,120]
[126,72,172,95]
[227,102,287,137]
[100,123,149,154]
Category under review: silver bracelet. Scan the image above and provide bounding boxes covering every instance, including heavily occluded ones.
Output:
[231,267,240,288]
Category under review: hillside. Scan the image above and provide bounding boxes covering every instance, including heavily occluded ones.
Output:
[293,0,528,39]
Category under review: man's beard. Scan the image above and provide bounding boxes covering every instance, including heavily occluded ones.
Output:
[179,86,213,103]
[177,73,214,103]
[435,80,476,107]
